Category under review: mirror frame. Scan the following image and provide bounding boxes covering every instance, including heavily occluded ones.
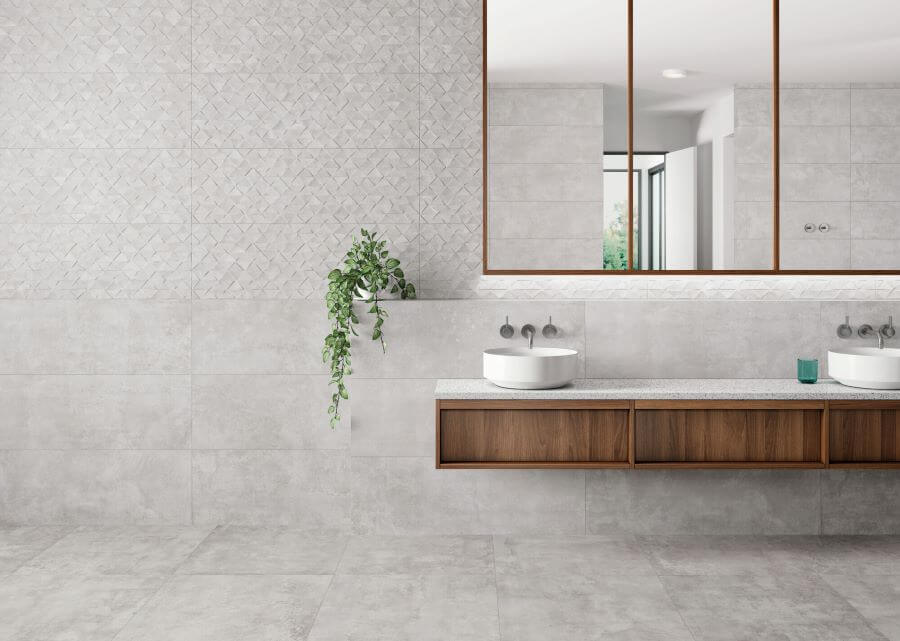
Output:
[481,0,900,275]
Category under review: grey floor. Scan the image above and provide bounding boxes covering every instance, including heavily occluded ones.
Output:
[3,528,900,640]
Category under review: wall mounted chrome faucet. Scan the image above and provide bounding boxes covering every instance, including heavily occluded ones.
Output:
[500,316,561,347]
[838,315,895,349]
[521,324,536,349]
[858,324,885,349]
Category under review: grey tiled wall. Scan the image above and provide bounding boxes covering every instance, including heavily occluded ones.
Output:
[2,0,900,531]
[733,84,900,270]
[487,85,605,270]
[3,298,900,533]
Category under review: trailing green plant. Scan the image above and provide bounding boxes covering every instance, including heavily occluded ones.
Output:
[322,229,416,428]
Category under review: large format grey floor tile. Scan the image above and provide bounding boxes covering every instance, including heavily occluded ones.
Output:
[115,574,331,641]
[662,574,887,641]
[16,526,211,576]
[337,535,493,576]
[494,535,656,577]
[0,574,164,641]
[179,526,346,575]
[809,536,900,575]
[497,573,694,641]
[823,574,900,640]
[641,535,819,576]
[0,527,71,576]
[0,526,71,575]
[307,574,500,641]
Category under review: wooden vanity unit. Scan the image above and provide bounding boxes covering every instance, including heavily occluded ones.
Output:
[435,381,900,470]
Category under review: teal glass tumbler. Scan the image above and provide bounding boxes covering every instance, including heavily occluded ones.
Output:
[797,358,818,384]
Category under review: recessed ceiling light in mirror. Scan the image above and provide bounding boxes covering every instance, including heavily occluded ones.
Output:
[661,68,688,79]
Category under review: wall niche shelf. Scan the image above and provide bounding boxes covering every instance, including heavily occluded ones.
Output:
[435,381,900,470]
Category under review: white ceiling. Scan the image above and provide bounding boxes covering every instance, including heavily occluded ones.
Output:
[488,0,900,112]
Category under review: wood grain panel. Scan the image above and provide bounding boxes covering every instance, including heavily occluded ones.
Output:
[439,409,628,463]
[634,408,822,463]
[830,408,900,463]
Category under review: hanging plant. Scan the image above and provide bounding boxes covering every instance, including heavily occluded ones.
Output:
[322,229,416,428]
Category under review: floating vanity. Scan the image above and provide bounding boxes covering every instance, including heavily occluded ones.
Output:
[435,380,900,470]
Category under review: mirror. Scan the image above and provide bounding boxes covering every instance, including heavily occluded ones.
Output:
[633,0,775,270]
[780,0,900,270]
[484,0,899,274]
[485,0,629,271]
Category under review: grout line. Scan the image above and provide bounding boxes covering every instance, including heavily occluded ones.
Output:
[583,470,588,535]
[170,524,219,575]
[819,467,824,536]
[416,0,422,294]
[491,535,503,640]
[655,562,701,641]
[306,537,351,636]
[189,0,195,526]
[110,574,177,641]
[6,525,78,574]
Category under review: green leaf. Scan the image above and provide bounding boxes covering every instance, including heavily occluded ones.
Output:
[323,232,415,432]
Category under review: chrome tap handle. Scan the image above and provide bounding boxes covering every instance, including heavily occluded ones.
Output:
[521,324,536,349]
[542,316,558,338]
[499,316,515,339]
[881,316,896,339]
[836,316,853,339]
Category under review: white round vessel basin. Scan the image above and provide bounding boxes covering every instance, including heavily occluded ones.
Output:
[483,347,578,389]
[828,347,900,389]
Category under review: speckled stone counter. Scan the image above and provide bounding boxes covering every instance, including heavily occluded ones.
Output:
[435,379,900,400]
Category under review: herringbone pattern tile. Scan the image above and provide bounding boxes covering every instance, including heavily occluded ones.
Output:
[0,224,190,299]
[0,149,190,223]
[192,0,418,73]
[192,149,418,224]
[192,223,418,299]
[0,0,190,72]
[192,74,419,148]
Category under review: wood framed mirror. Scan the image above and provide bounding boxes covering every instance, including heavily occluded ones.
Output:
[482,0,900,275]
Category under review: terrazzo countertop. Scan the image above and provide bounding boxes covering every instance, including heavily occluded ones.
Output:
[435,379,900,400]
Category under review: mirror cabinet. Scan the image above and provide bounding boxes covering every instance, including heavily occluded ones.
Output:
[482,0,900,274]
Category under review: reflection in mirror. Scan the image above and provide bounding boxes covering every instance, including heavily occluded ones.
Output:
[633,1,774,270]
[485,0,628,271]
[780,0,900,270]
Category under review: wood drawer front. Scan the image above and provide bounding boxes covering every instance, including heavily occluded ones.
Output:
[830,408,900,463]
[635,408,822,463]
[439,408,629,463]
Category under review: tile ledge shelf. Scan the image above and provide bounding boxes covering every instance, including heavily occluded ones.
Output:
[436,378,900,400]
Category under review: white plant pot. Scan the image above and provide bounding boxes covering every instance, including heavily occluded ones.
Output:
[353,285,399,302]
